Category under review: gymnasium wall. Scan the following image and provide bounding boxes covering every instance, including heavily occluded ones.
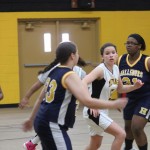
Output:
[0,0,150,11]
[0,11,150,105]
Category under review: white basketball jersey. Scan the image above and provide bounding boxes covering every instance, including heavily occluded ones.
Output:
[97,63,119,101]
[94,63,119,115]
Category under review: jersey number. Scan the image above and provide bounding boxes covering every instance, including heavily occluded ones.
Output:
[45,78,57,103]
[122,77,137,85]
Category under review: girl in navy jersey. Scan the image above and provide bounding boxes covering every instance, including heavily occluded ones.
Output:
[118,34,150,150]
[22,41,128,150]
[82,43,143,150]
[19,58,87,150]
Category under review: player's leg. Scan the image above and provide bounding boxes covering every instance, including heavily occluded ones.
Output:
[85,135,103,150]
[36,120,72,150]
[132,115,148,150]
[123,98,136,150]
[124,120,135,150]
[83,108,103,150]
[131,96,150,150]
[105,121,126,150]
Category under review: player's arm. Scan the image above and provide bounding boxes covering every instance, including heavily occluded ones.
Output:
[19,80,43,109]
[82,66,103,85]
[146,57,150,72]
[81,67,104,115]
[65,72,127,110]
[117,77,144,93]
[22,87,45,132]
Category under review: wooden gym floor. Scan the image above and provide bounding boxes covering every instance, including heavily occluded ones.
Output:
[0,106,149,150]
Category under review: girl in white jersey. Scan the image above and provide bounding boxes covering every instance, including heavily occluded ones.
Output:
[19,57,87,150]
[82,43,144,150]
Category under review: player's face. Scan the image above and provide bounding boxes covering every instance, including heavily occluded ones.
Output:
[102,46,118,65]
[125,37,141,55]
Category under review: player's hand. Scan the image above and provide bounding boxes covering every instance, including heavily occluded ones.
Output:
[19,97,29,109]
[90,109,99,117]
[134,79,144,89]
[22,119,33,132]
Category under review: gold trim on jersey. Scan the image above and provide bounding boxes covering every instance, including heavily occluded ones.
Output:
[62,71,75,89]
[126,53,142,67]
[145,57,150,72]
[117,55,123,66]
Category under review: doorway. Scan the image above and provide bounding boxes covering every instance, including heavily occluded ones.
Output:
[18,18,100,106]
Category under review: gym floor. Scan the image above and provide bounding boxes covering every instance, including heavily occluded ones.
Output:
[0,106,149,150]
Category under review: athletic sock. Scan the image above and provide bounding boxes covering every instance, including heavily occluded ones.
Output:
[124,139,134,150]
[31,135,40,144]
[138,143,148,150]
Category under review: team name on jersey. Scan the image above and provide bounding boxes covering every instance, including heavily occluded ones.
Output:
[109,78,118,87]
[120,69,143,78]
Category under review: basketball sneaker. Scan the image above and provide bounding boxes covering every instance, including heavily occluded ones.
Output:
[23,141,37,150]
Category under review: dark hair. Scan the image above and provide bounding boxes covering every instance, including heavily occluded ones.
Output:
[56,41,77,63]
[39,56,87,74]
[77,57,87,67]
[38,59,59,74]
[128,33,146,51]
[100,43,117,55]
[38,41,77,74]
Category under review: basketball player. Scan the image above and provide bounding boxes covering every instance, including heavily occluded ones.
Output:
[82,43,143,150]
[20,57,87,150]
[118,33,150,150]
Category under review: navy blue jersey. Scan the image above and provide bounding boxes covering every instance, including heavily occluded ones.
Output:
[118,54,150,98]
[36,66,76,128]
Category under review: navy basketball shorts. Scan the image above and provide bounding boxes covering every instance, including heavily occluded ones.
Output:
[123,95,150,121]
[34,117,72,150]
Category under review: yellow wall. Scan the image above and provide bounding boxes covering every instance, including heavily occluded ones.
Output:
[0,11,150,104]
